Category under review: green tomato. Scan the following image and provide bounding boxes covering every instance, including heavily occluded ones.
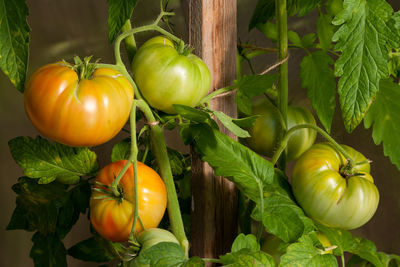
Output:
[131,36,211,114]
[136,228,179,252]
[246,98,316,161]
[291,143,379,230]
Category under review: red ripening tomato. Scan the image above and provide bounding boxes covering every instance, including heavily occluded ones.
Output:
[24,61,133,147]
[90,160,167,242]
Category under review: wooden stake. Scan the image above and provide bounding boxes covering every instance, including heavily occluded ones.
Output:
[187,0,238,262]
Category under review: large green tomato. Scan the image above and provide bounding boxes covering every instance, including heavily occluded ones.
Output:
[292,143,379,230]
[131,36,211,114]
[246,98,316,161]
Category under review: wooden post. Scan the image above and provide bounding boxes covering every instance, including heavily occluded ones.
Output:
[187,0,238,261]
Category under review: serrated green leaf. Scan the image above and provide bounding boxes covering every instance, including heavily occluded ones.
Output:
[317,11,335,50]
[235,74,278,115]
[288,31,302,47]
[167,147,186,176]
[189,123,274,202]
[111,138,131,162]
[316,224,357,255]
[280,235,338,267]
[231,234,260,253]
[251,174,315,243]
[232,116,259,128]
[174,104,219,129]
[135,242,185,266]
[183,257,205,267]
[301,33,317,48]
[9,136,98,184]
[300,51,336,133]
[214,110,250,138]
[0,0,30,92]
[350,237,383,267]
[7,177,68,234]
[256,22,277,41]
[107,0,138,43]
[364,79,400,170]
[67,237,117,263]
[332,0,400,132]
[30,232,67,267]
[220,250,275,267]
[249,0,321,31]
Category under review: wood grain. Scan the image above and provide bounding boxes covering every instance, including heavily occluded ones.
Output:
[188,0,238,261]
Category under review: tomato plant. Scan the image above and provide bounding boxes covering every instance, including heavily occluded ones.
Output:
[246,98,316,161]
[4,0,400,266]
[90,160,167,242]
[292,142,379,230]
[131,36,211,114]
[24,60,133,147]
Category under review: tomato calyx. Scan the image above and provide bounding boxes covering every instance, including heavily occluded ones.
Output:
[92,181,125,204]
[72,56,99,81]
[176,41,194,56]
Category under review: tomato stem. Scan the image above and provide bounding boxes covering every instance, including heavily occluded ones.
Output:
[129,101,140,241]
[135,99,189,257]
[271,123,356,167]
[276,0,289,172]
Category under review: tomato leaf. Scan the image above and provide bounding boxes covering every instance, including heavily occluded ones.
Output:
[67,237,118,263]
[332,0,400,132]
[220,250,275,267]
[317,11,335,50]
[249,0,322,31]
[213,110,251,138]
[174,104,219,129]
[251,173,315,243]
[7,177,89,239]
[256,22,278,42]
[188,123,274,202]
[183,257,205,266]
[106,0,138,43]
[364,79,400,171]
[231,234,260,253]
[0,0,30,92]
[9,136,99,184]
[111,138,131,162]
[232,115,259,128]
[7,177,67,234]
[134,242,186,266]
[235,74,278,115]
[30,232,67,267]
[300,50,336,133]
[280,235,338,267]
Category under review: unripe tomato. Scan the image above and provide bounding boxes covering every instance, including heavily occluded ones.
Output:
[136,228,179,252]
[245,98,316,161]
[131,36,211,114]
[24,62,133,147]
[90,160,167,242]
[292,143,379,230]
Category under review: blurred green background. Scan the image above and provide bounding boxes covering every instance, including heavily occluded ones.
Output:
[1,0,399,266]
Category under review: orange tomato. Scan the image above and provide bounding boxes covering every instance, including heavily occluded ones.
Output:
[24,62,133,147]
[90,160,167,242]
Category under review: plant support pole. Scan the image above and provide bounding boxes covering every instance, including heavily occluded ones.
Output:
[188,0,238,262]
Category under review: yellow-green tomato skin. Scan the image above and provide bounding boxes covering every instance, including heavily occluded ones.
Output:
[246,98,316,161]
[131,36,211,114]
[292,143,379,230]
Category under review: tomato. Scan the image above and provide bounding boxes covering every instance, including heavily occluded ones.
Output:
[291,143,379,230]
[90,160,167,242]
[136,228,179,252]
[24,62,133,147]
[131,36,211,114]
[245,98,316,161]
